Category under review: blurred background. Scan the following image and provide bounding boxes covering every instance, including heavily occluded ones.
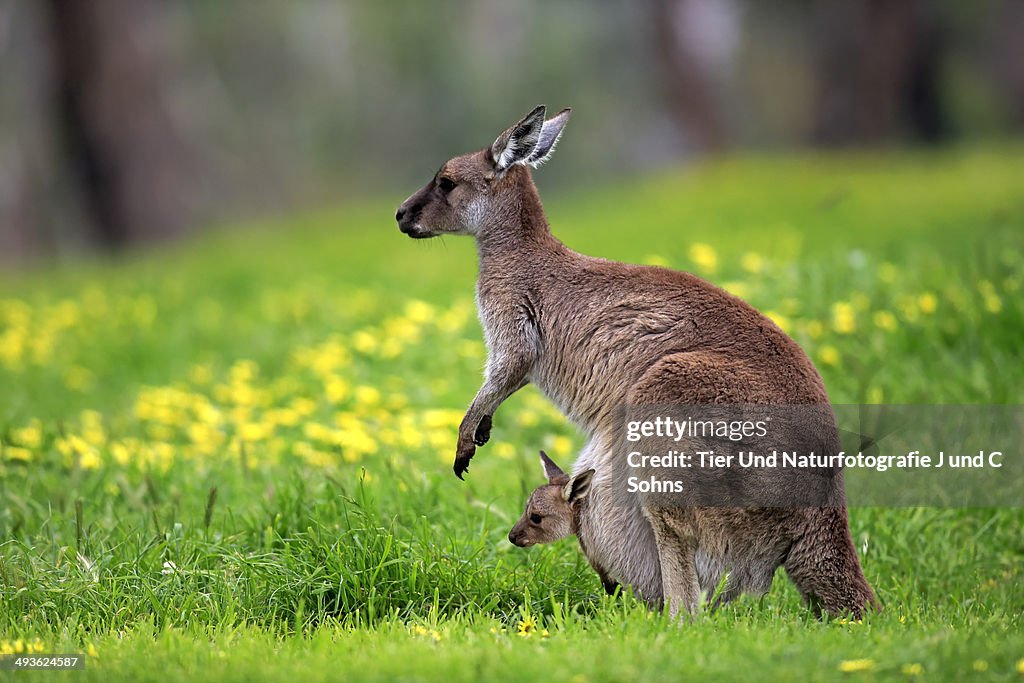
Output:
[1,0,1022,263]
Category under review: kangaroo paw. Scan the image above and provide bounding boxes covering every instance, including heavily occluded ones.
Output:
[473,415,492,446]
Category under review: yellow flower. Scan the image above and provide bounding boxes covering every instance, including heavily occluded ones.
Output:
[901,663,923,676]
[764,311,792,334]
[866,387,883,404]
[818,345,840,367]
[838,658,874,672]
[494,442,516,460]
[873,310,897,331]
[517,410,539,427]
[741,251,764,274]
[917,293,936,314]
[1015,658,1024,674]
[551,435,573,457]
[352,330,378,354]
[11,419,42,448]
[722,281,749,299]
[688,242,718,274]
[354,385,381,406]
[642,254,669,267]
[517,615,537,637]
[325,376,350,403]
[805,320,824,339]
[240,422,270,442]
[5,446,32,462]
[832,302,856,334]
[972,659,988,672]
[878,262,898,283]
[87,643,99,658]
[404,299,435,324]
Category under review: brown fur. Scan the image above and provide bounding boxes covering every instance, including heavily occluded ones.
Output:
[397,106,878,619]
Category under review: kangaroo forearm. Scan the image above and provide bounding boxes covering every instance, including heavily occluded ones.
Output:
[466,373,528,419]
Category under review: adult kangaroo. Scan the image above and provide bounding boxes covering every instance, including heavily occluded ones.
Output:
[395,105,877,618]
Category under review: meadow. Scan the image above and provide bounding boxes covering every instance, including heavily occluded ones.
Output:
[1,149,1022,681]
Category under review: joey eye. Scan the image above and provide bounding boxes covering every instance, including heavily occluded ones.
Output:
[437,177,456,194]
[529,513,543,525]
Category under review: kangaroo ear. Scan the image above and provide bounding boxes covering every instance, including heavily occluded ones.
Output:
[491,105,546,172]
[527,108,571,168]
[563,469,595,504]
[539,450,568,485]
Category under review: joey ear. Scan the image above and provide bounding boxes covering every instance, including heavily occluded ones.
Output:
[563,469,595,504]
[539,450,569,485]
[527,108,571,168]
[491,105,546,172]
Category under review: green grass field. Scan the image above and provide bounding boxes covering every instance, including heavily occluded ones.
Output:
[1,149,1023,681]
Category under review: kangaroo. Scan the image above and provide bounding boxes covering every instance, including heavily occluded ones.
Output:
[508,451,638,601]
[510,451,876,617]
[396,105,878,618]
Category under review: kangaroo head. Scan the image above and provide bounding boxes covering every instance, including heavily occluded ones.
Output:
[396,105,571,239]
[508,450,594,547]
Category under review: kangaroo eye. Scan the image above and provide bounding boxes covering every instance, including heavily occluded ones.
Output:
[437,177,456,194]
[529,513,543,524]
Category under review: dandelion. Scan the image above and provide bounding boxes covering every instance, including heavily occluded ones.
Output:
[517,615,538,637]
[722,281,749,299]
[494,442,516,460]
[87,643,98,658]
[838,658,874,673]
[551,435,573,457]
[642,254,669,267]
[352,330,378,354]
[818,345,841,367]
[325,376,350,403]
[688,242,718,274]
[873,310,897,331]
[404,299,435,324]
[1016,658,1024,674]
[354,385,381,406]
[832,302,856,334]
[741,251,764,274]
[972,660,988,672]
[901,663,923,676]
[805,320,824,339]
[917,293,937,314]
[764,310,792,334]
[5,444,32,461]
[11,419,42,449]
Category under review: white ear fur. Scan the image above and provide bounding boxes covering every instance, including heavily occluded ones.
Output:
[527,108,571,168]
[491,105,546,171]
[562,469,595,504]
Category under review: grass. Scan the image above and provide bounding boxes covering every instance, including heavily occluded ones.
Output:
[1,147,1023,681]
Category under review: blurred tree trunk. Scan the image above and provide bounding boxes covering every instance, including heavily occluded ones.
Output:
[992,0,1024,130]
[650,0,735,154]
[811,0,946,146]
[44,0,192,248]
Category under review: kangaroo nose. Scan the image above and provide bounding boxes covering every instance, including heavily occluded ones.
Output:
[508,531,517,545]
[395,206,406,222]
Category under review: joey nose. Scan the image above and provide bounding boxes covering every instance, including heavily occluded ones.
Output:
[395,206,406,222]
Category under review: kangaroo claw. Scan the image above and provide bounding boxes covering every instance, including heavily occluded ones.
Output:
[454,443,475,479]
[473,415,492,446]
